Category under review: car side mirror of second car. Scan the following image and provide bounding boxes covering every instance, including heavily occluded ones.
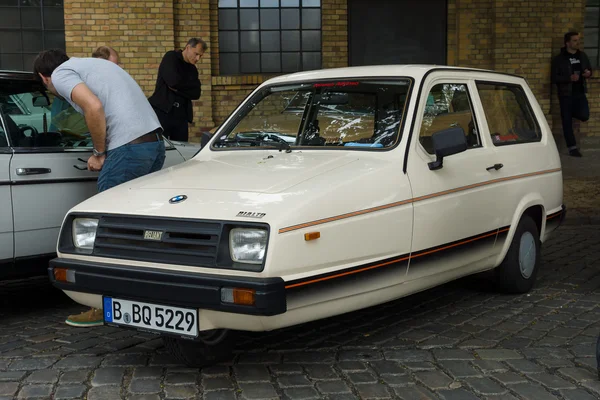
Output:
[32,95,50,107]
[427,126,468,171]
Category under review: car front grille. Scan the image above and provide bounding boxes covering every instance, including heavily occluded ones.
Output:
[93,215,222,267]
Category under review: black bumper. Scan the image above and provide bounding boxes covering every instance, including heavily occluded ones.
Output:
[49,258,286,316]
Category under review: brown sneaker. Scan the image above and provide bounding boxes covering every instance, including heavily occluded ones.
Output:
[65,307,104,327]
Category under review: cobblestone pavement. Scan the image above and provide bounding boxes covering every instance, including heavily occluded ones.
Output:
[0,224,599,400]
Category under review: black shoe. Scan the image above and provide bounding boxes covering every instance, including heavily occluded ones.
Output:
[569,149,582,157]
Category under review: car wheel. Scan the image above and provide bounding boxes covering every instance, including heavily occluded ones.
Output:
[163,329,234,367]
[494,214,540,294]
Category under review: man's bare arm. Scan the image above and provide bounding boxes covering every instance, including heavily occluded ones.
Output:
[70,82,106,152]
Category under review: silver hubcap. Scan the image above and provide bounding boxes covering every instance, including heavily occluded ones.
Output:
[519,231,536,279]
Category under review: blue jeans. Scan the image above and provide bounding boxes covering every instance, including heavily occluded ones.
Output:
[97,140,166,193]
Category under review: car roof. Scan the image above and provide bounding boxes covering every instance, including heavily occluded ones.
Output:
[0,70,44,95]
[262,64,525,86]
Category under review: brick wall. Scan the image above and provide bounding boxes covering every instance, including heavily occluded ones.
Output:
[174,0,214,137]
[64,0,175,95]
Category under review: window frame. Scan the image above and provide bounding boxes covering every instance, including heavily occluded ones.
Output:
[0,0,66,71]
[217,0,323,75]
[474,80,543,147]
[417,81,483,155]
[210,76,415,152]
[584,1,600,68]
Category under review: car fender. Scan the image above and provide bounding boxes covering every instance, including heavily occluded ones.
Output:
[494,192,546,266]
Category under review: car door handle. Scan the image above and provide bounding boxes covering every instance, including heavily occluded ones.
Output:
[16,167,51,176]
[73,157,89,171]
[486,163,503,171]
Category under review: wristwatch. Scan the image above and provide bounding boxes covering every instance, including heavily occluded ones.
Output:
[92,148,106,157]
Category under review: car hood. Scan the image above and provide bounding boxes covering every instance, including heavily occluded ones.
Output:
[134,150,359,194]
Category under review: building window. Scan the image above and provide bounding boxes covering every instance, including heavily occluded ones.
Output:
[218,0,322,75]
[0,0,65,72]
[585,0,599,67]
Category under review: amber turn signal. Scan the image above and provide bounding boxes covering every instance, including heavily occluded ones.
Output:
[304,232,320,241]
[221,287,256,305]
[54,268,75,283]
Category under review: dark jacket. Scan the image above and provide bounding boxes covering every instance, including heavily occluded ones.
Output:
[551,47,592,97]
[148,50,201,123]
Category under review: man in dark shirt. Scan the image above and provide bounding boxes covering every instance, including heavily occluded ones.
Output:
[551,32,592,157]
[149,38,207,142]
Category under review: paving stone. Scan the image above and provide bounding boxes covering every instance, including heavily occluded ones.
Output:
[17,384,53,399]
[164,385,198,398]
[336,361,367,371]
[25,369,59,384]
[269,364,303,375]
[383,349,433,362]
[439,360,482,378]
[492,371,529,384]
[432,349,475,360]
[506,359,546,374]
[379,374,414,387]
[472,360,508,373]
[509,383,560,400]
[234,365,271,382]
[369,360,405,375]
[316,380,352,394]
[392,385,438,399]
[164,372,197,385]
[133,366,163,379]
[128,395,161,400]
[464,377,507,395]
[414,370,453,389]
[527,372,576,389]
[87,386,122,400]
[238,382,278,399]
[304,365,338,380]
[475,349,523,360]
[355,383,392,399]
[103,354,148,367]
[8,357,58,371]
[277,374,312,388]
[438,389,481,400]
[560,389,599,400]
[402,362,436,371]
[0,371,26,381]
[203,376,234,391]
[54,385,87,399]
[0,382,19,396]
[129,378,162,394]
[347,372,377,384]
[203,391,237,400]
[91,367,126,386]
[580,380,600,397]
[282,387,321,399]
[53,356,101,370]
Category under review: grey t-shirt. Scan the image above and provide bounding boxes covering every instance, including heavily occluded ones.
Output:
[51,57,161,151]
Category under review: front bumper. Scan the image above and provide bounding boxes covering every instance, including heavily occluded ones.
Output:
[49,258,286,316]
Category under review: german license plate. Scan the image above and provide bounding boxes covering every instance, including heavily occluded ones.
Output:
[103,297,198,338]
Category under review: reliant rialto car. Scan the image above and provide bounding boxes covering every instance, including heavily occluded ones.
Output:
[48,65,565,367]
[0,70,199,280]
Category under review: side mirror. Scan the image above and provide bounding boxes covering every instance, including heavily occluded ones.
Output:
[427,126,468,171]
[32,95,50,107]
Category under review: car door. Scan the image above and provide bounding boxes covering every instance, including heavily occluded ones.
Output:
[4,86,186,261]
[0,115,13,267]
[405,74,505,281]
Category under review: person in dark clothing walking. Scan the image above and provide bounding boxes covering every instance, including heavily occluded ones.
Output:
[149,38,206,142]
[551,31,593,157]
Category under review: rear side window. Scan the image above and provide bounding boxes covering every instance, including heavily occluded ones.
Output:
[476,82,542,145]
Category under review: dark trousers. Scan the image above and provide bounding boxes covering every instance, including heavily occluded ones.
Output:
[153,105,189,142]
[558,94,589,149]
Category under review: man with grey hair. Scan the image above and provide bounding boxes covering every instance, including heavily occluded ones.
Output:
[149,38,207,141]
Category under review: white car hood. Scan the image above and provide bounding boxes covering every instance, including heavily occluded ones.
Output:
[135,151,359,194]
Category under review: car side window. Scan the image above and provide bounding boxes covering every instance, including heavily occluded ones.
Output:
[0,90,93,150]
[419,83,481,154]
[0,117,8,148]
[476,82,542,145]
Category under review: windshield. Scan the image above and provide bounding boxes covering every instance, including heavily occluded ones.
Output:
[0,86,175,150]
[212,79,412,150]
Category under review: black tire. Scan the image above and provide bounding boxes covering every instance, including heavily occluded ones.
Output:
[494,214,541,294]
[163,329,234,367]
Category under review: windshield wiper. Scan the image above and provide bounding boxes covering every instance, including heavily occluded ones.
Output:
[218,138,292,153]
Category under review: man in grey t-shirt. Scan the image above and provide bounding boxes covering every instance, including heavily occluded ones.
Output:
[33,48,166,327]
